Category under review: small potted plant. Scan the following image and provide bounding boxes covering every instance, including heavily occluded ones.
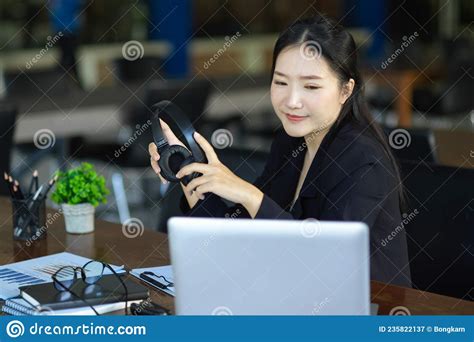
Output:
[52,162,109,234]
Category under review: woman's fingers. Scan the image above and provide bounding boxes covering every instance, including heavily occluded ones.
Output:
[159,118,171,130]
[150,157,168,184]
[185,174,209,194]
[148,142,160,161]
[193,183,213,199]
[160,118,186,147]
[176,162,212,178]
[193,132,219,163]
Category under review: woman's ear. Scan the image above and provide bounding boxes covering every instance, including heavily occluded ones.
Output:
[339,78,355,104]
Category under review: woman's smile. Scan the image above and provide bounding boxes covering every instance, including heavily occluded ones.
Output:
[285,112,309,122]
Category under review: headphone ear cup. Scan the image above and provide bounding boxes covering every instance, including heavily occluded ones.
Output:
[158,145,192,182]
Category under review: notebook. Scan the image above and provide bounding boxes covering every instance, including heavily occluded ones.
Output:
[20,274,149,310]
[1,297,142,316]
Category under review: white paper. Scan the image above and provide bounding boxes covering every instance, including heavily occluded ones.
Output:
[0,252,125,299]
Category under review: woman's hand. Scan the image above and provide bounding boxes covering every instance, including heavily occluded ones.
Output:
[176,132,264,218]
[148,118,188,184]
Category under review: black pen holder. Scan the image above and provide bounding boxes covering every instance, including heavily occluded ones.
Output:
[11,198,46,241]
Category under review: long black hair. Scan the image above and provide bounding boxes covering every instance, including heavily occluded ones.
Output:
[270,14,405,209]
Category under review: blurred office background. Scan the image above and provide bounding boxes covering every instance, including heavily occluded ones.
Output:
[0,0,473,300]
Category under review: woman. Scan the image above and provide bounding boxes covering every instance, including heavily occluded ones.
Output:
[148,15,412,288]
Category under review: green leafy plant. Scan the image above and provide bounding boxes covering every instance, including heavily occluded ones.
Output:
[52,162,109,207]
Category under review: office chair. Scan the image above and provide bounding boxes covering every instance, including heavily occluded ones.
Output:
[155,146,269,233]
[383,127,438,164]
[0,102,17,196]
[401,160,474,300]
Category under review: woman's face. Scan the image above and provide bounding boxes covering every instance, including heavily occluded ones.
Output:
[270,45,352,138]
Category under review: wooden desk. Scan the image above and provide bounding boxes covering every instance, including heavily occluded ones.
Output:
[1,197,473,315]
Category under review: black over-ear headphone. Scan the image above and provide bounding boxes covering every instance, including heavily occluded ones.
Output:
[151,100,206,186]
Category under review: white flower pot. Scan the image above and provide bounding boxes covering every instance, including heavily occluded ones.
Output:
[61,203,95,234]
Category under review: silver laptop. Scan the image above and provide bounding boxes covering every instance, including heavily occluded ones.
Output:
[168,217,370,315]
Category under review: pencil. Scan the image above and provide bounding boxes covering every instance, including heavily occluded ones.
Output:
[3,172,14,198]
[14,180,24,199]
[40,174,58,200]
[28,170,38,196]
[8,176,16,199]
[34,170,39,192]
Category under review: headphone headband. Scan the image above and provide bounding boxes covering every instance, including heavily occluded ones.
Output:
[151,100,206,163]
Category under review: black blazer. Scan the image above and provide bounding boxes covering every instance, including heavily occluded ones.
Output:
[182,117,412,288]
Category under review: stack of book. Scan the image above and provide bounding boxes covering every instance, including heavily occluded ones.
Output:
[2,274,149,315]
[0,252,149,316]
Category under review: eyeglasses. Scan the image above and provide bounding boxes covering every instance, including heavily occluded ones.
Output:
[52,260,129,315]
